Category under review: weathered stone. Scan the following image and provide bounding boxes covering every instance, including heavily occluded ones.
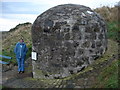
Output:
[78,48,84,55]
[81,41,90,48]
[98,33,104,39]
[32,4,107,79]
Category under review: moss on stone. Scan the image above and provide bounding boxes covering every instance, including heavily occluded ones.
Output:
[34,69,45,78]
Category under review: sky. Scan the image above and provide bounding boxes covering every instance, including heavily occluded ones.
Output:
[0,0,119,31]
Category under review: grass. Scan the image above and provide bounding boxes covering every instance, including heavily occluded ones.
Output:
[9,22,31,32]
[2,48,17,64]
[107,21,120,41]
[0,85,2,89]
[95,60,118,88]
[92,39,118,88]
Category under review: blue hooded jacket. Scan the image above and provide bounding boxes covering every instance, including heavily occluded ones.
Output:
[14,42,28,59]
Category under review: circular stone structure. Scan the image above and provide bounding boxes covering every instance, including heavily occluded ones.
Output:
[32,4,107,79]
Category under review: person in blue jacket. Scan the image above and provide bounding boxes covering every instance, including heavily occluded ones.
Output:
[14,38,28,74]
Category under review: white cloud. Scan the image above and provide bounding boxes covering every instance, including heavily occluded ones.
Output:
[0,18,18,31]
[3,14,37,22]
[0,14,37,31]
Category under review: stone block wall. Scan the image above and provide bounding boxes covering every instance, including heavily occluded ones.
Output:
[31,4,107,79]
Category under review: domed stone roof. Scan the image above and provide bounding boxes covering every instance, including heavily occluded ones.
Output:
[32,4,107,79]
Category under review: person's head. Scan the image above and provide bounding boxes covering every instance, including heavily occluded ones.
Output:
[19,38,24,43]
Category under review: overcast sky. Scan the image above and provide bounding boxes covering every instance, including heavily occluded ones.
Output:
[0,0,119,31]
